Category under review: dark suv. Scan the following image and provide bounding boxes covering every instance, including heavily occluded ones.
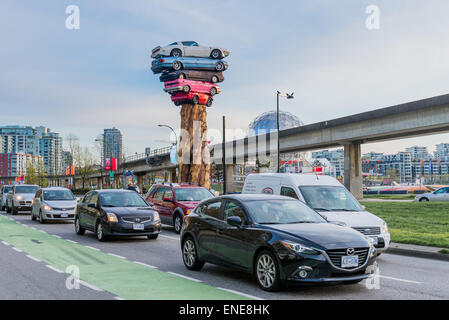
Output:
[145,183,214,233]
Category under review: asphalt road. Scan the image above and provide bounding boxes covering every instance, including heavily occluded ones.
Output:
[1,210,449,300]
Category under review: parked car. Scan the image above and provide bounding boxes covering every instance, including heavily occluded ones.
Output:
[5,184,40,215]
[171,92,213,107]
[151,41,230,59]
[414,187,449,202]
[181,194,377,291]
[31,187,77,223]
[160,70,224,83]
[0,185,13,211]
[151,57,228,74]
[164,79,220,96]
[146,183,214,234]
[242,173,390,254]
[75,189,161,241]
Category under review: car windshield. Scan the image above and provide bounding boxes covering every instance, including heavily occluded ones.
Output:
[43,190,75,201]
[245,199,326,224]
[15,186,39,194]
[99,192,148,207]
[174,188,213,201]
[299,186,363,212]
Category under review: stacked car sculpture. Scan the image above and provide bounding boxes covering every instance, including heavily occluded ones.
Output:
[151,41,229,107]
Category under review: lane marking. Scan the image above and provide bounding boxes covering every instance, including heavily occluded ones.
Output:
[66,239,78,244]
[84,245,100,251]
[52,235,62,239]
[46,265,63,273]
[379,275,421,284]
[107,253,126,259]
[217,287,263,300]
[12,247,23,253]
[159,234,179,241]
[26,254,41,263]
[1,241,10,246]
[79,280,104,292]
[134,261,158,269]
[167,272,202,283]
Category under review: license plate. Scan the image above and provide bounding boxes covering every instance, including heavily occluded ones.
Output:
[341,255,359,268]
[133,223,144,230]
[370,236,378,245]
[61,213,68,218]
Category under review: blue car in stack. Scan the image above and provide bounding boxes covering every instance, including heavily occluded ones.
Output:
[151,56,228,74]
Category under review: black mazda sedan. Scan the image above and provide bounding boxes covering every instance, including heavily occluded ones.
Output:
[75,189,161,241]
[180,194,378,291]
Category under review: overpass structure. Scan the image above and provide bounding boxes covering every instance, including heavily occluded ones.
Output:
[211,94,449,198]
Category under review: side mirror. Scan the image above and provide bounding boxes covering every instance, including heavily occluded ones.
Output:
[88,203,97,209]
[163,197,173,202]
[227,216,242,228]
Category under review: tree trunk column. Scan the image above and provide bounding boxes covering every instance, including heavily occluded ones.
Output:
[178,104,210,189]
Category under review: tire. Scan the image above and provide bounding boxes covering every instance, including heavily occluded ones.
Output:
[31,212,36,221]
[172,61,182,71]
[255,250,282,292]
[39,211,46,224]
[75,216,85,235]
[211,76,219,83]
[174,101,181,106]
[171,48,182,57]
[192,95,199,105]
[12,206,18,215]
[182,236,204,270]
[210,87,217,96]
[419,198,429,202]
[215,62,225,71]
[1,206,5,212]
[173,214,182,234]
[96,222,107,242]
[376,252,382,257]
[6,203,11,214]
[147,234,158,240]
[206,98,213,107]
[210,49,222,59]
[178,73,186,79]
[183,85,190,93]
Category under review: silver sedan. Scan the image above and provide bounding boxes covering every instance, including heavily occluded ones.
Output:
[414,187,449,202]
[31,187,78,223]
[151,41,229,59]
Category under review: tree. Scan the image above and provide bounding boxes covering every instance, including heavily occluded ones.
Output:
[73,144,96,189]
[25,159,48,187]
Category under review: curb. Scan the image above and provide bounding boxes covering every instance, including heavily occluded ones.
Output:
[386,247,449,262]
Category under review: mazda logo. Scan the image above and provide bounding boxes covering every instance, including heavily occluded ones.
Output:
[346,248,355,255]
[135,218,141,222]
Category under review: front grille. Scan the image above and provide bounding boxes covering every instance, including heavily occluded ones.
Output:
[326,248,369,269]
[19,201,32,206]
[353,227,381,235]
[52,207,75,211]
[122,216,153,224]
[52,214,75,219]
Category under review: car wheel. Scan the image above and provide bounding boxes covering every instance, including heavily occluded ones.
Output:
[31,212,36,221]
[206,98,213,107]
[96,222,107,242]
[174,214,182,234]
[6,203,11,213]
[174,101,181,106]
[210,49,222,59]
[173,61,182,71]
[215,62,225,71]
[1,206,5,212]
[209,87,217,96]
[171,48,182,57]
[12,206,18,215]
[182,237,204,271]
[183,85,190,93]
[39,210,46,224]
[147,234,158,240]
[192,95,199,105]
[75,216,85,235]
[211,76,219,83]
[178,73,186,79]
[255,250,281,292]
[419,198,429,202]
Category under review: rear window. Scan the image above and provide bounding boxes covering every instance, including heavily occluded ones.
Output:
[174,188,213,201]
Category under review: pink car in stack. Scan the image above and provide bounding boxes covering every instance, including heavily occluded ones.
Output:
[164,79,220,96]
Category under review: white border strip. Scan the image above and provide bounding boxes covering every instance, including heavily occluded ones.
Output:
[134,261,158,269]
[107,253,126,259]
[46,265,63,273]
[217,287,263,300]
[84,246,100,251]
[167,272,202,282]
[379,275,421,284]
[26,255,41,263]
[79,280,104,292]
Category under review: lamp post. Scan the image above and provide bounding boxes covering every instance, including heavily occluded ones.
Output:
[276,91,294,173]
[158,124,178,182]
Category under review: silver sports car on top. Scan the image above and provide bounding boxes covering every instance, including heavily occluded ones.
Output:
[151,41,230,59]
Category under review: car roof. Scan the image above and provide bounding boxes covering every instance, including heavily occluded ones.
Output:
[154,183,206,189]
[245,173,342,187]
[14,184,39,187]
[95,189,136,194]
[217,194,292,201]
[41,187,72,191]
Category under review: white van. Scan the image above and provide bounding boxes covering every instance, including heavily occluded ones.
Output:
[242,173,390,253]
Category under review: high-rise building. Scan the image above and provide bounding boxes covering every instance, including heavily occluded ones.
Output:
[102,128,123,166]
[405,146,431,160]
[0,153,42,177]
[435,143,449,160]
[312,149,344,177]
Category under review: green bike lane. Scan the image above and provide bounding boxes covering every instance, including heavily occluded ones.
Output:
[0,215,250,300]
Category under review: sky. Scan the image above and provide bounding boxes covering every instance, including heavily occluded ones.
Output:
[1,0,449,158]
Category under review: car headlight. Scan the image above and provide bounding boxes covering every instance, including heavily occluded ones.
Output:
[381,222,388,234]
[153,212,160,222]
[15,195,23,200]
[106,212,118,223]
[365,236,375,246]
[43,205,52,211]
[280,240,320,255]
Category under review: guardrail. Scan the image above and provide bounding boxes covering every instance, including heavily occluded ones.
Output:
[123,146,172,163]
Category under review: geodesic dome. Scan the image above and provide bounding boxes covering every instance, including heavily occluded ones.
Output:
[248,110,303,136]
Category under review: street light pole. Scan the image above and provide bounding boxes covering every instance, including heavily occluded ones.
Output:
[158,124,178,151]
[276,91,294,173]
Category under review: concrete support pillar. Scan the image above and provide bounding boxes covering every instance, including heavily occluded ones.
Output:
[137,175,144,192]
[344,142,363,200]
[225,164,236,194]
